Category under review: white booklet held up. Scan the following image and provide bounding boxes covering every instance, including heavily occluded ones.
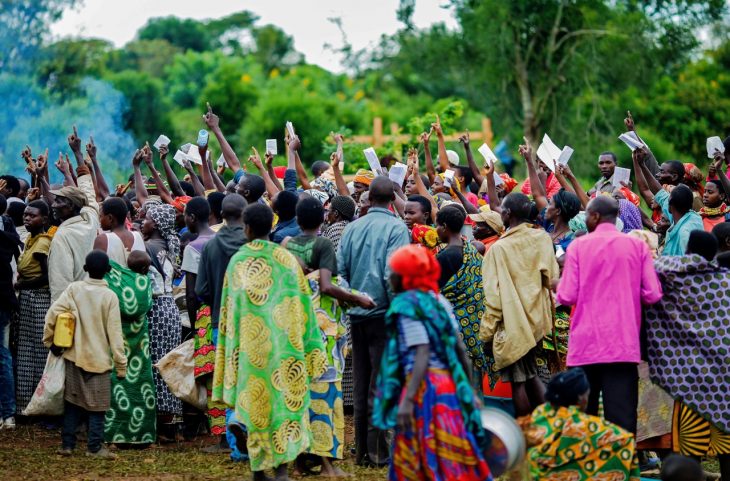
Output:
[153,135,171,150]
[618,132,644,151]
[557,146,574,166]
[266,139,277,156]
[707,136,725,159]
[537,134,561,172]
[478,143,498,167]
[388,162,408,186]
[612,167,631,188]
[363,147,381,174]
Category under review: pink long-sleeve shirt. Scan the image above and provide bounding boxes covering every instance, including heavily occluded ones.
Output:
[556,223,663,366]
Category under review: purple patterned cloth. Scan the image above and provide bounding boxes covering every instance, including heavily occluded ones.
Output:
[618,199,643,233]
[645,254,730,433]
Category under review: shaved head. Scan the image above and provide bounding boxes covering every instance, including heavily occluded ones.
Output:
[587,195,619,220]
[369,175,395,204]
[221,193,247,220]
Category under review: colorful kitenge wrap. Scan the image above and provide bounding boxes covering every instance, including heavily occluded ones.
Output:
[373,290,489,475]
[440,241,497,388]
[305,270,349,459]
[536,307,571,384]
[520,403,640,481]
[673,401,730,456]
[194,305,226,436]
[618,199,643,233]
[211,240,328,472]
[103,260,157,444]
[411,224,441,253]
[645,254,730,434]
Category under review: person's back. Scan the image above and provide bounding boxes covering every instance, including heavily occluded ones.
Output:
[557,223,661,365]
[338,205,410,320]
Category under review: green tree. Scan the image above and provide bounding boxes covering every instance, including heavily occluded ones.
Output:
[200,57,262,136]
[105,70,172,143]
[137,16,214,52]
[106,39,181,76]
[37,38,112,94]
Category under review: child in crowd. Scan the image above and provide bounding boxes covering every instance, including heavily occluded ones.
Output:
[661,455,705,481]
[43,250,127,459]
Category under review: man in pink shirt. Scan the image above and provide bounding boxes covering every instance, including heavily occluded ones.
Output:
[556,196,663,434]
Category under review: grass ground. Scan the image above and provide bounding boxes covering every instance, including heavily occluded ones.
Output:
[1,420,721,480]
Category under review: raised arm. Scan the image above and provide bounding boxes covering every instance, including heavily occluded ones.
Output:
[203,102,242,174]
[182,159,205,197]
[521,138,548,211]
[453,188,479,214]
[132,149,148,206]
[86,136,110,199]
[250,147,281,199]
[158,145,185,197]
[625,111,659,176]
[558,164,590,209]
[631,147,655,205]
[330,150,350,196]
[459,130,485,187]
[712,152,730,196]
[265,150,284,192]
[422,131,436,184]
[483,158,501,213]
[34,152,54,206]
[143,145,175,205]
[635,147,662,195]
[55,153,76,187]
[293,149,312,191]
[432,116,449,173]
[67,125,84,168]
[197,144,215,191]
[205,149,226,192]
[411,149,439,223]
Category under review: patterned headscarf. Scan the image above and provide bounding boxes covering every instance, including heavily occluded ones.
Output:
[684,163,705,196]
[618,199,643,233]
[500,173,518,193]
[389,244,441,293]
[304,188,329,205]
[148,204,180,264]
[354,169,375,186]
[311,176,337,200]
[411,224,440,252]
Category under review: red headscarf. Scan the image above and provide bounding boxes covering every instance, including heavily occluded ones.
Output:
[273,166,287,179]
[170,195,192,213]
[684,163,705,197]
[500,174,518,193]
[619,187,640,207]
[389,244,441,293]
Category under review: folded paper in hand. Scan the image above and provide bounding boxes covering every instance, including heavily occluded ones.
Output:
[266,139,277,156]
[706,136,725,159]
[557,146,574,166]
[285,121,295,139]
[478,143,498,166]
[216,154,227,168]
[173,150,188,166]
[185,147,209,165]
[180,143,193,154]
[444,169,455,188]
[153,135,171,150]
[537,134,561,172]
[618,132,644,151]
[612,167,631,188]
[363,147,381,174]
[388,162,408,186]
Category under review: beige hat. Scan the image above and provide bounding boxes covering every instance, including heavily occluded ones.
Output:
[50,186,87,208]
[468,207,504,234]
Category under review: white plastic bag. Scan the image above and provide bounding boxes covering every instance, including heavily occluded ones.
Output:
[154,339,207,410]
[23,353,66,416]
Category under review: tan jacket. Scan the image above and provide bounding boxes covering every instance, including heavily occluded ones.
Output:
[44,278,127,377]
[48,174,100,301]
[480,223,559,370]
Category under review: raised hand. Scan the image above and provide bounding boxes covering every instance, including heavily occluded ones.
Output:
[330,131,344,144]
[624,110,635,131]
[485,156,495,176]
[419,130,432,144]
[558,163,575,179]
[25,159,37,177]
[132,149,144,168]
[633,146,648,165]
[68,125,82,152]
[86,135,97,160]
[182,158,194,172]
[21,145,32,163]
[330,151,340,169]
[36,149,49,176]
[458,129,470,146]
[56,153,70,174]
[288,134,301,152]
[159,144,169,159]
[142,142,153,166]
[264,151,274,168]
[203,102,219,129]
[431,115,443,136]
[249,147,264,170]
[26,187,40,202]
[518,137,533,161]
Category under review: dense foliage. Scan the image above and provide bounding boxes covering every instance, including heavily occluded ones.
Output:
[1,1,728,183]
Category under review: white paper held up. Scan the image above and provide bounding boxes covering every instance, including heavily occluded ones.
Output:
[478,143,498,166]
[612,167,631,188]
[285,121,295,139]
[536,134,561,172]
[363,147,381,174]
[180,143,193,154]
[173,150,188,166]
[706,136,725,159]
[153,135,171,150]
[388,162,408,186]
[266,139,277,156]
[216,154,227,168]
[557,146,574,166]
[493,172,504,186]
[618,132,644,152]
[443,169,455,188]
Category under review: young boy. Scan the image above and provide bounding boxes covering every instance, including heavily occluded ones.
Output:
[44,250,127,459]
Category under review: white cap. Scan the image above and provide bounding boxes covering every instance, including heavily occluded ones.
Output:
[446,150,460,166]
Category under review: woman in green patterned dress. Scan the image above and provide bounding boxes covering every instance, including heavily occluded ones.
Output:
[103,251,156,445]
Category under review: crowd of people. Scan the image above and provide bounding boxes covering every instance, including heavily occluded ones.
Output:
[0,105,727,481]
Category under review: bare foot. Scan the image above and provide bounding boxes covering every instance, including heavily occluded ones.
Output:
[320,458,353,478]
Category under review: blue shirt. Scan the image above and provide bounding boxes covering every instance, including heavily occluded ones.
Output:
[270,217,301,244]
[655,189,704,256]
[337,207,410,322]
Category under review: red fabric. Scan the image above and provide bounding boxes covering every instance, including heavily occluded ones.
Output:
[389,244,441,293]
[520,174,561,198]
[619,187,641,206]
[499,174,518,193]
[171,195,192,213]
[273,166,286,179]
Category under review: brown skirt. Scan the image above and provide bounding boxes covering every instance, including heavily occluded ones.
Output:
[64,361,111,412]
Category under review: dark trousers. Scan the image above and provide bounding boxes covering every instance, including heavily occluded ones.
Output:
[582,363,638,434]
[62,401,106,453]
[351,317,390,465]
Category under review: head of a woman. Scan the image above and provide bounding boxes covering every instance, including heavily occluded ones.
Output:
[435,204,466,243]
[703,180,725,208]
[404,195,432,230]
[142,204,180,261]
[545,368,590,410]
[388,244,441,294]
[546,189,581,225]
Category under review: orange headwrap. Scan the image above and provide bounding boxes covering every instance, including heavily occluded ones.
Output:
[354,169,375,186]
[500,174,518,193]
[389,244,441,293]
[684,163,704,196]
[170,195,193,213]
